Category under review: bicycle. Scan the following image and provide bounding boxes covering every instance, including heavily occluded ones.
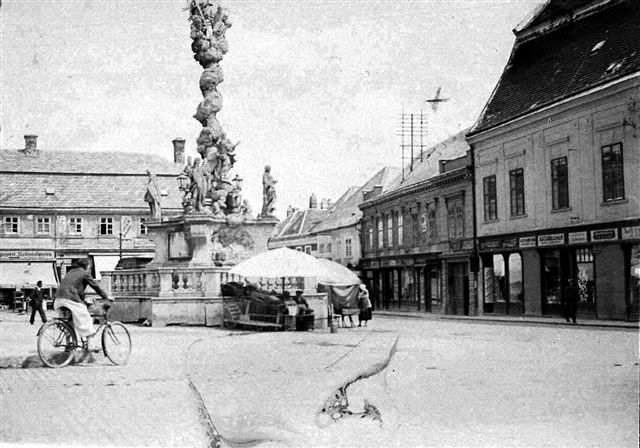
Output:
[36,302,131,368]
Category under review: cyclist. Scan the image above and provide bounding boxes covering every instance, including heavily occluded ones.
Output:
[54,259,114,352]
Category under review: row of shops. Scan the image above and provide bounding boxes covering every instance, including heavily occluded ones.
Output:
[360,222,639,321]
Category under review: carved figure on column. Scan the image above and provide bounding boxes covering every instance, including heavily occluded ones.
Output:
[144,170,162,220]
[261,165,277,218]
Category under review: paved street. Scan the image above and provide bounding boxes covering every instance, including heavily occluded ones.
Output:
[1,310,638,447]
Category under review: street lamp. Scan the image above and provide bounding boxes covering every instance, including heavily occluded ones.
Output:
[177,172,190,192]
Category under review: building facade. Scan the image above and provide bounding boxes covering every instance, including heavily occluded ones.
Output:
[0,135,183,307]
[359,132,476,314]
[467,0,640,320]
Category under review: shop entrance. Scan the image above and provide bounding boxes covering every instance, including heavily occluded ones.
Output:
[447,262,469,315]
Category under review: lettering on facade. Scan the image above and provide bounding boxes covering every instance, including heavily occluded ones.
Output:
[502,237,518,249]
[0,250,55,260]
[133,238,155,248]
[538,233,565,247]
[480,239,501,250]
[519,236,536,248]
[591,228,618,242]
[568,231,588,244]
[621,226,640,240]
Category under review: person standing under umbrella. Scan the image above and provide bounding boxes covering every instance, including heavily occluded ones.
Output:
[358,284,372,327]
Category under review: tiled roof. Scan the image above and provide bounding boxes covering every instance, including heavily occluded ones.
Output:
[471,1,640,134]
[275,209,329,238]
[313,167,401,233]
[526,0,595,29]
[0,150,183,211]
[394,130,469,189]
[0,149,181,175]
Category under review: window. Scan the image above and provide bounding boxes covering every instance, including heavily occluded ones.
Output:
[551,157,569,209]
[483,176,497,221]
[601,143,624,202]
[447,197,465,240]
[3,216,19,234]
[36,217,51,235]
[377,218,383,249]
[411,210,419,244]
[397,212,403,247]
[139,218,148,235]
[345,238,352,257]
[336,240,342,257]
[368,226,373,249]
[99,217,114,235]
[69,217,83,235]
[427,204,437,242]
[387,214,393,247]
[509,168,525,216]
[326,242,332,253]
[305,246,311,255]
[295,246,303,251]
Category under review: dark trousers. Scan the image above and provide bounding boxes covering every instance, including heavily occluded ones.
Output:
[30,303,47,324]
[564,302,576,323]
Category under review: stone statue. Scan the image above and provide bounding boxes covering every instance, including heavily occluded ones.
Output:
[144,170,162,220]
[190,158,208,212]
[261,165,277,218]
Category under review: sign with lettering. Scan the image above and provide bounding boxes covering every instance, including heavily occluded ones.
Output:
[538,233,565,247]
[502,237,518,249]
[479,239,501,251]
[519,236,536,248]
[591,229,617,242]
[621,226,640,240]
[133,238,155,249]
[568,231,588,244]
[0,250,55,260]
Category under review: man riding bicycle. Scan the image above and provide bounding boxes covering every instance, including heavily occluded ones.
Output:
[54,258,114,352]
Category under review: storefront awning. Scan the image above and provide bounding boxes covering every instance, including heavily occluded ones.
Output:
[92,255,121,280]
[0,262,59,289]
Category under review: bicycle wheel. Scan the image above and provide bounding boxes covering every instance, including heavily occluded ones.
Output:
[37,320,77,368]
[102,322,131,365]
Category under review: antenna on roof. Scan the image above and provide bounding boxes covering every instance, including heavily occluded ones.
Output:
[397,109,428,181]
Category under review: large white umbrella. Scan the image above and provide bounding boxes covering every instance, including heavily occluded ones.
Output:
[315,258,360,286]
[229,247,322,279]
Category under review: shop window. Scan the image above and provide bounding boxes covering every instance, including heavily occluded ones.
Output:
[629,244,640,314]
[575,248,594,303]
[508,253,523,302]
[69,217,83,235]
[509,168,525,216]
[551,157,569,210]
[99,217,114,235]
[483,175,497,221]
[430,270,441,305]
[543,250,562,305]
[3,216,19,234]
[601,143,624,202]
[492,254,506,302]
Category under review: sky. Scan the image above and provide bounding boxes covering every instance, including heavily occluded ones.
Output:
[1,0,543,219]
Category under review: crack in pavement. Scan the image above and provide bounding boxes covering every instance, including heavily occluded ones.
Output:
[317,335,399,428]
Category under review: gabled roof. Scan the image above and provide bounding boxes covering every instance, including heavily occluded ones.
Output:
[0,149,183,211]
[470,0,640,135]
[273,209,329,239]
[395,130,469,189]
[313,167,400,233]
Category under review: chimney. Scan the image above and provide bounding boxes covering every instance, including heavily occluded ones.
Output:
[320,198,328,210]
[286,205,295,218]
[172,138,186,164]
[24,134,38,155]
[309,193,318,209]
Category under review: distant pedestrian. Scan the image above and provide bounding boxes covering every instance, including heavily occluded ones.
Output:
[564,278,579,324]
[29,280,47,325]
[357,284,372,327]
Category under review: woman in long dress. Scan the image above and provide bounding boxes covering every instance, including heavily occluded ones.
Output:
[358,284,372,327]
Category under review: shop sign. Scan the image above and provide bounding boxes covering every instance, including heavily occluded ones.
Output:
[479,239,501,250]
[519,236,536,248]
[568,231,588,244]
[0,250,55,260]
[401,258,414,266]
[621,226,640,240]
[370,261,380,269]
[538,233,565,247]
[133,238,155,248]
[591,228,618,242]
[388,259,397,267]
[503,237,518,249]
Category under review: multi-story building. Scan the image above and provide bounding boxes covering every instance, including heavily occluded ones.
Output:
[0,135,183,307]
[268,167,399,272]
[359,131,475,314]
[467,0,640,320]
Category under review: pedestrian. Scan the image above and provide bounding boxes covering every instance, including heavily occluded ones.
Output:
[29,280,47,325]
[357,284,372,327]
[564,277,579,324]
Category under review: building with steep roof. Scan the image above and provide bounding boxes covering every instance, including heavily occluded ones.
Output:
[467,0,640,321]
[268,167,400,272]
[0,135,184,307]
[359,131,475,314]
